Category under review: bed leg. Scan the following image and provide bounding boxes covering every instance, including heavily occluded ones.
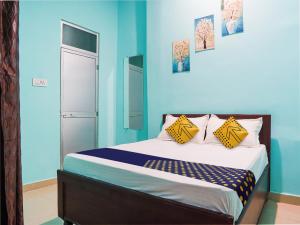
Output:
[63,220,73,225]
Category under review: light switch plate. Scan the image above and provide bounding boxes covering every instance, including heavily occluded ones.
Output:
[32,78,48,87]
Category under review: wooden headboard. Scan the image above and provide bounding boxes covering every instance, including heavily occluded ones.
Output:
[162,114,271,160]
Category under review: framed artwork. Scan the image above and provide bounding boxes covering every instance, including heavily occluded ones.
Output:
[172,40,190,73]
[221,0,244,36]
[194,15,215,52]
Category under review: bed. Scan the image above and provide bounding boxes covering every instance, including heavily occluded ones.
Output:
[58,114,271,225]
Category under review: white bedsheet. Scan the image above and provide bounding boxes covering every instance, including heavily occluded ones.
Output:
[63,139,268,220]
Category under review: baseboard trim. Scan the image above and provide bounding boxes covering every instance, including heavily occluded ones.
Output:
[23,178,57,192]
[269,192,300,206]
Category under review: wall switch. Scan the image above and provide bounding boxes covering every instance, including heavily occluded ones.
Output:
[32,78,48,87]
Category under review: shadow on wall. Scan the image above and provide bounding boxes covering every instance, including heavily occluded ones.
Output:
[135,2,146,56]
[271,136,300,196]
[270,138,281,193]
[116,1,147,144]
[135,2,148,141]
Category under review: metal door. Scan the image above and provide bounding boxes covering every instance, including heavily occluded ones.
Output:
[60,48,98,165]
[128,64,144,129]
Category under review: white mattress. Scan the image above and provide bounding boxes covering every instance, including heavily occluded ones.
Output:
[63,139,268,220]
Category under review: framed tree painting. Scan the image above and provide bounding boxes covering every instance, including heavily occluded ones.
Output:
[194,15,215,52]
[172,40,190,73]
[221,0,244,36]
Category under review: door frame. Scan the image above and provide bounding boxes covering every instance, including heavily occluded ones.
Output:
[60,20,99,167]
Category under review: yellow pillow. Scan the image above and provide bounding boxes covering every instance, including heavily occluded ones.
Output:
[166,115,199,144]
[213,116,248,149]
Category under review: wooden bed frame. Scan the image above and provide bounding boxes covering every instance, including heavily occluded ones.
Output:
[58,114,271,225]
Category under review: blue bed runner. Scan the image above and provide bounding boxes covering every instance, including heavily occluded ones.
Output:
[78,148,256,206]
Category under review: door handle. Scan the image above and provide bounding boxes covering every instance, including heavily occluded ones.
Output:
[61,114,72,118]
[61,113,96,118]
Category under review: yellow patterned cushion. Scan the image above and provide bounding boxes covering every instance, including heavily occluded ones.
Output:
[213,117,248,149]
[166,115,199,144]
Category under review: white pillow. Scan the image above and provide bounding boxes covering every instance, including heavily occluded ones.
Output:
[205,114,263,147]
[157,114,209,144]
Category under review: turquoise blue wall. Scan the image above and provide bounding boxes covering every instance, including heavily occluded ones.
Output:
[147,0,300,196]
[20,1,118,184]
[116,1,148,144]
[20,0,299,196]
[20,0,147,184]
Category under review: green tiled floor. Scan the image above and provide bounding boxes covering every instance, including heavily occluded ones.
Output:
[41,217,63,225]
